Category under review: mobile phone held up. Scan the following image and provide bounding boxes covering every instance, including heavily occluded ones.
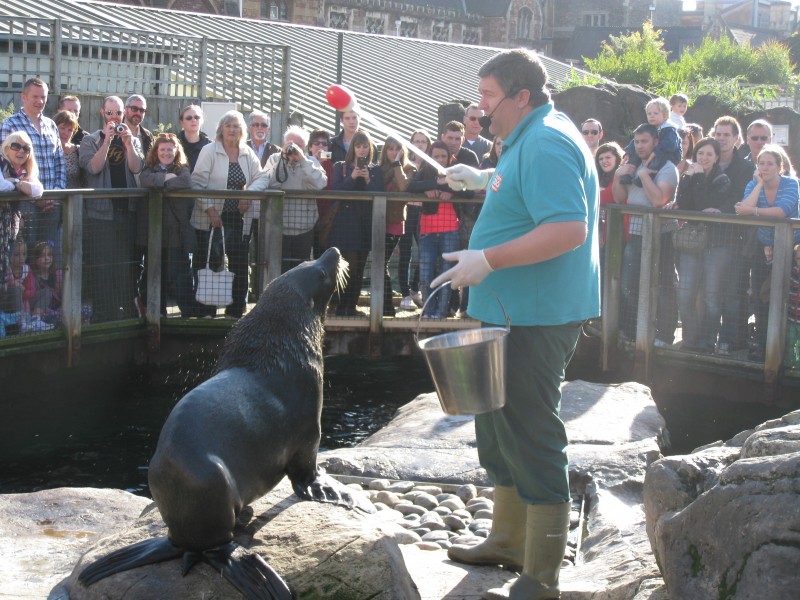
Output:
[356,157,368,169]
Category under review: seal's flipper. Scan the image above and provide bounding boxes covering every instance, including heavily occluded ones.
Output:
[78,536,182,585]
[292,472,376,514]
[202,543,293,600]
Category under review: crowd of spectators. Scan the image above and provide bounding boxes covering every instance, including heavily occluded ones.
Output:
[1,78,798,365]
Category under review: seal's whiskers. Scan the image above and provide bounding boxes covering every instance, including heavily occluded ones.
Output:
[336,257,349,294]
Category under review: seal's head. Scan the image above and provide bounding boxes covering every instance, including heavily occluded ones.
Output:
[215,247,347,377]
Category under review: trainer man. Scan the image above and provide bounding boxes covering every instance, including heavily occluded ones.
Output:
[434,48,600,600]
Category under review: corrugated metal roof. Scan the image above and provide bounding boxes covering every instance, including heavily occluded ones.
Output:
[1,0,591,140]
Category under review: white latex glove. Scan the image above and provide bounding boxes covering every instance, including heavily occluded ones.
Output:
[444,164,491,191]
[431,249,494,289]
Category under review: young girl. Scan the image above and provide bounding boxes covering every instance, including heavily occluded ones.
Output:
[328,129,384,316]
[0,237,27,336]
[22,241,59,332]
[379,136,416,316]
[407,140,473,318]
[139,133,200,318]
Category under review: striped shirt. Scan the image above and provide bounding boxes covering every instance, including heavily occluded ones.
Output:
[0,110,65,190]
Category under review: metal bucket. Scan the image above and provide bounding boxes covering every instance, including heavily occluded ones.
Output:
[415,283,510,416]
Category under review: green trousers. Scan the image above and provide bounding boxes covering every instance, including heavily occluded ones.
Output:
[475,322,581,505]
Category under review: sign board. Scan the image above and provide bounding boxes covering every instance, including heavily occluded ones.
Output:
[201,102,237,137]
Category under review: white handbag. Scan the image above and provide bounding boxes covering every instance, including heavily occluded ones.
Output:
[195,226,234,307]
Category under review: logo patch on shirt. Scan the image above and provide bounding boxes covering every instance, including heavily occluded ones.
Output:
[490,172,502,192]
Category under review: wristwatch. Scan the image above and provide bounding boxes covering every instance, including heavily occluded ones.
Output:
[11,178,20,188]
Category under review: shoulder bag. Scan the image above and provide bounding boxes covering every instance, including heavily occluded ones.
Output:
[195,226,234,307]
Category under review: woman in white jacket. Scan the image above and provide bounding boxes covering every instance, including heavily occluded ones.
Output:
[190,111,269,318]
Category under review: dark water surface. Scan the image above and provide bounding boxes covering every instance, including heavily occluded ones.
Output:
[0,355,433,496]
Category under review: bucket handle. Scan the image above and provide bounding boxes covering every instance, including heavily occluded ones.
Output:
[414,282,511,344]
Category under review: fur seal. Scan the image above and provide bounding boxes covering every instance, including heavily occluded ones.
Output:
[78,247,370,599]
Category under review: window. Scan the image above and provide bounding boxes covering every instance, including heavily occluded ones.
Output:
[398,20,417,38]
[463,27,480,45]
[366,14,385,35]
[329,9,349,30]
[261,0,288,20]
[583,13,607,27]
[432,21,450,42]
[517,8,532,40]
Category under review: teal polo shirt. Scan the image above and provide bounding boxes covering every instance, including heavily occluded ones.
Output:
[467,102,600,326]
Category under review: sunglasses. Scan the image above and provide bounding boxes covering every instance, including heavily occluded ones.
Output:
[250,122,269,128]
[10,142,31,153]
[311,140,328,146]
[582,129,600,135]
[467,116,480,122]
[182,115,201,121]
[749,136,769,142]
[127,106,146,113]
[157,133,177,139]
[104,110,123,116]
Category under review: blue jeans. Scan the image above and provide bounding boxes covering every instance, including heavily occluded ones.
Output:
[419,230,459,317]
[620,233,678,343]
[677,245,732,350]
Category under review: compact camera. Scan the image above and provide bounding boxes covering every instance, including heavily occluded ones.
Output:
[285,145,298,157]
[356,157,368,168]
[114,124,126,134]
[320,151,332,160]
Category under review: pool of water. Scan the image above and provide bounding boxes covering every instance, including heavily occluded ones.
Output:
[0,355,434,496]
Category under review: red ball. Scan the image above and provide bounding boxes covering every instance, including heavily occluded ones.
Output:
[326,84,355,112]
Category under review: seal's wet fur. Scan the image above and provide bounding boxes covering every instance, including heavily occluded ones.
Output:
[78,248,367,600]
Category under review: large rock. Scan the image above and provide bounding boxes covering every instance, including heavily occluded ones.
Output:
[63,477,417,599]
[0,487,149,600]
[553,83,654,145]
[321,380,666,598]
[644,409,800,599]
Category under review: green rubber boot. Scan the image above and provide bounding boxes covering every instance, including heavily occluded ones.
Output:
[483,501,571,600]
[447,485,526,570]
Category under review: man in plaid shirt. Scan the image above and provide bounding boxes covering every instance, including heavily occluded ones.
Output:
[0,77,66,257]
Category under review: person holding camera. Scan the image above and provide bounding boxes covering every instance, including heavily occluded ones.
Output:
[328,129,384,316]
[262,125,327,273]
[79,95,144,322]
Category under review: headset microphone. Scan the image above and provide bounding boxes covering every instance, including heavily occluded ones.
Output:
[477,88,520,129]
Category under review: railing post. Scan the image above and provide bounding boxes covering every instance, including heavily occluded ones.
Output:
[601,206,624,371]
[764,223,793,383]
[262,192,283,288]
[61,192,83,367]
[635,213,661,381]
[146,190,163,352]
[369,195,388,349]
[51,19,62,98]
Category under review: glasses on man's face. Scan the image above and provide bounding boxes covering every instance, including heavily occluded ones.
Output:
[105,110,123,116]
[250,122,269,129]
[183,115,201,121]
[749,136,769,142]
[582,129,600,136]
[311,140,328,146]
[127,106,146,113]
[10,142,31,153]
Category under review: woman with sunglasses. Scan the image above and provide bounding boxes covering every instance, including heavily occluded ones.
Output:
[1,132,43,334]
[177,105,211,173]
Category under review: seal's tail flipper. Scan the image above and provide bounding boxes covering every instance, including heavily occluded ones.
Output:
[78,536,182,585]
[203,543,293,600]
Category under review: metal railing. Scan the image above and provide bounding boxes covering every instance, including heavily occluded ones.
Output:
[2,188,800,385]
[603,203,800,384]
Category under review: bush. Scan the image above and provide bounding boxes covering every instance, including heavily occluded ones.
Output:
[0,102,16,124]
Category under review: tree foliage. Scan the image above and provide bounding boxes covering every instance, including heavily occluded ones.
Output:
[563,22,797,111]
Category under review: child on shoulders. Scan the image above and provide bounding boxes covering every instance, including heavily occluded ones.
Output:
[620,97,683,187]
[668,93,689,130]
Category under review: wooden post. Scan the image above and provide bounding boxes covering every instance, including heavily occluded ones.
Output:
[262,192,283,288]
[146,190,163,353]
[764,223,793,384]
[62,192,83,367]
[601,206,624,371]
[635,213,661,381]
[370,195,388,345]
